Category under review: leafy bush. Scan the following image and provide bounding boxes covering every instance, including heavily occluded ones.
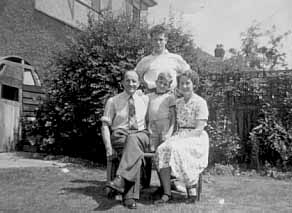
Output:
[249,102,292,170]
[207,114,241,165]
[21,15,151,161]
[201,72,292,169]
[229,75,292,170]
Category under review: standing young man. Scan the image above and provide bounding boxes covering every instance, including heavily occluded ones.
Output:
[135,24,190,93]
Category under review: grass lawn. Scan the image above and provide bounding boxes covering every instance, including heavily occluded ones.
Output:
[0,165,291,213]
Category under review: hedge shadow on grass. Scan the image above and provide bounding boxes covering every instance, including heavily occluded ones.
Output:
[62,179,121,211]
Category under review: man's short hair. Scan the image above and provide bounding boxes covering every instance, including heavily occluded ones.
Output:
[123,70,139,81]
[150,24,168,38]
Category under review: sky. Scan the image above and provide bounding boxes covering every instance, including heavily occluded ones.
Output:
[148,0,292,68]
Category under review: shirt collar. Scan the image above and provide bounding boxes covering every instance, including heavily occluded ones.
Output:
[151,49,169,56]
[155,90,170,95]
[122,91,138,100]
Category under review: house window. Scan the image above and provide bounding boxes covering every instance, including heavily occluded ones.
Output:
[23,69,41,87]
[125,0,132,17]
[101,0,112,10]
[132,5,140,24]
[23,69,35,86]
[1,84,19,102]
[31,70,41,86]
[91,0,101,11]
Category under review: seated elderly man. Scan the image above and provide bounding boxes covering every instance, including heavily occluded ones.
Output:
[101,70,150,209]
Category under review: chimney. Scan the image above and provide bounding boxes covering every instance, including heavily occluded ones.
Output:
[214,44,225,59]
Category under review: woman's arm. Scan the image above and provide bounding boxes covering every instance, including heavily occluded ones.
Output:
[193,97,209,137]
[193,119,207,137]
[163,106,176,141]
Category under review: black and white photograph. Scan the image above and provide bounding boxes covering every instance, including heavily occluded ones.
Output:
[0,0,291,212]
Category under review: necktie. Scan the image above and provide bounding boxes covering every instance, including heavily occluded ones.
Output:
[128,96,138,130]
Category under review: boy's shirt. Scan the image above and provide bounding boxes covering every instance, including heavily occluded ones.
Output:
[148,92,176,122]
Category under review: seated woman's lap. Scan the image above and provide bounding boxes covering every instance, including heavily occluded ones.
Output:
[155,132,209,184]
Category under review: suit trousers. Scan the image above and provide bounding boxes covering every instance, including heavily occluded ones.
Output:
[111,129,150,199]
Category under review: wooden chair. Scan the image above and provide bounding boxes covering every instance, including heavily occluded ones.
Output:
[171,172,203,201]
[197,173,203,201]
[105,152,203,201]
[189,173,203,201]
[105,150,155,198]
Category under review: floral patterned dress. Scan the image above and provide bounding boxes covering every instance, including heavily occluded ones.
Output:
[155,93,209,186]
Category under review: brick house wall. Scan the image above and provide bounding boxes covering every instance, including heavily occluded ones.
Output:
[0,0,157,84]
[0,0,77,82]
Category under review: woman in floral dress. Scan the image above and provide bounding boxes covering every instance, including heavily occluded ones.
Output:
[154,70,209,204]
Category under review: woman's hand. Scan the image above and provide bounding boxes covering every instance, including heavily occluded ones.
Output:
[193,129,203,137]
[162,133,172,142]
[193,120,207,137]
[106,145,117,158]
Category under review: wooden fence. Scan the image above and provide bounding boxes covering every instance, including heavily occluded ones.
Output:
[204,69,292,143]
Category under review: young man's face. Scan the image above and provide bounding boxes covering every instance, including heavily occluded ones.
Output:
[151,33,167,53]
[123,71,140,95]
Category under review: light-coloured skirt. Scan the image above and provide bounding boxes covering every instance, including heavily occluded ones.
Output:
[155,129,209,186]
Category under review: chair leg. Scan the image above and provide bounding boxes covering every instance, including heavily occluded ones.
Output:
[141,157,152,188]
[106,157,120,198]
[106,157,113,182]
[196,173,202,201]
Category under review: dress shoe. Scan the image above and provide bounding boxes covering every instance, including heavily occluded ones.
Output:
[151,186,163,200]
[154,194,172,205]
[106,176,125,193]
[123,199,137,209]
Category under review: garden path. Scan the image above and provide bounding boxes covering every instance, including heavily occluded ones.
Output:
[0,152,67,168]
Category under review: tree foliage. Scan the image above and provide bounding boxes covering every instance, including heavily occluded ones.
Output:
[229,22,291,70]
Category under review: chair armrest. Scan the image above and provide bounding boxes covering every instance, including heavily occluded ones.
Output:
[143,152,155,158]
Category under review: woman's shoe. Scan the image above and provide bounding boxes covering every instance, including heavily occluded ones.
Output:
[123,199,137,209]
[185,196,196,204]
[154,194,172,205]
[172,181,187,193]
[186,187,197,204]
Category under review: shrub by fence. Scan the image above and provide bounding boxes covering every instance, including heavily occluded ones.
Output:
[200,70,292,169]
